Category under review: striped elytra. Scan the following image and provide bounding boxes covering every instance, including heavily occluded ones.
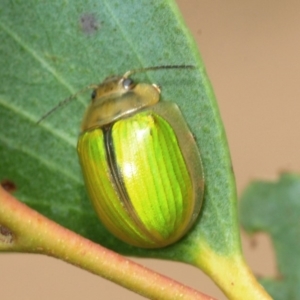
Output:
[77,67,204,248]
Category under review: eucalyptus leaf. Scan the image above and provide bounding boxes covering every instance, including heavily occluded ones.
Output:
[1,0,238,270]
[240,173,300,300]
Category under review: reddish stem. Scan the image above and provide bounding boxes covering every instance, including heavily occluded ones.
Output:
[0,187,215,300]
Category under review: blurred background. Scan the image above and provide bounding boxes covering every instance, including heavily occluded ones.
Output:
[2,1,300,299]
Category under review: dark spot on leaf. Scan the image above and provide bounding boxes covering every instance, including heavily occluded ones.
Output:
[80,14,99,35]
[0,225,14,244]
[45,53,60,63]
[1,179,16,193]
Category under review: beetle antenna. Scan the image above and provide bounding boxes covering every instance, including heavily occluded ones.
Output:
[37,65,195,124]
[123,64,195,78]
[36,84,97,124]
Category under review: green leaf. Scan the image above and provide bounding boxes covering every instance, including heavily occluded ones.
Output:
[240,173,300,300]
[0,0,270,298]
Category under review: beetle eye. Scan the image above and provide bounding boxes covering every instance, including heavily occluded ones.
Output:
[122,78,135,90]
[91,90,97,100]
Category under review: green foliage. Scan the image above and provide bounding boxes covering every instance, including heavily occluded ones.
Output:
[1,2,275,298]
[240,173,300,300]
[0,0,238,262]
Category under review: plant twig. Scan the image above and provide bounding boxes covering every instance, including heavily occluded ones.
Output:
[0,187,215,300]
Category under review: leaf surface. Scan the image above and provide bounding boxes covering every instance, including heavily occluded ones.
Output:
[0,2,260,298]
[240,173,300,300]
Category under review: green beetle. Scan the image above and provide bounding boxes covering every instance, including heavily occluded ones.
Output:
[77,66,204,248]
